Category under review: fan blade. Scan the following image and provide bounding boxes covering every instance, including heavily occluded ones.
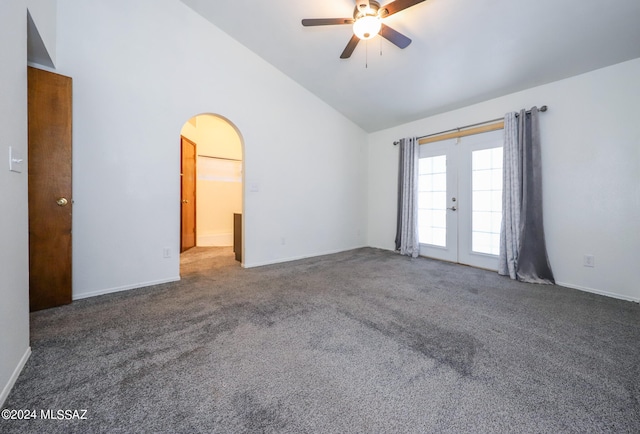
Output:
[379,0,426,18]
[302,18,354,26]
[379,23,411,49]
[340,34,360,59]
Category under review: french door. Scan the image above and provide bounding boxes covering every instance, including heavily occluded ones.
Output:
[417,129,503,270]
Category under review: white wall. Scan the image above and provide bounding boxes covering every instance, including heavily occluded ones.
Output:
[194,171,242,247]
[368,58,640,302]
[0,0,32,408]
[55,0,367,299]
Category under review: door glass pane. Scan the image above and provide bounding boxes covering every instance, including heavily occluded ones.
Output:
[418,155,447,247]
[471,147,502,255]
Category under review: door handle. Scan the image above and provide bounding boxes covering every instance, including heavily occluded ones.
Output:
[56,197,69,207]
[447,206,457,211]
[182,200,189,204]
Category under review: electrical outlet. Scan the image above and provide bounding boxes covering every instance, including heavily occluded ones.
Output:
[583,254,595,268]
[163,248,171,258]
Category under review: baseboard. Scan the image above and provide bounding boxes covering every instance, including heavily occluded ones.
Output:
[197,233,233,247]
[242,245,367,269]
[556,281,639,303]
[72,276,181,301]
[0,346,31,408]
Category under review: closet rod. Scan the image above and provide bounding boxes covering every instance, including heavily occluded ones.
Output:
[197,155,242,162]
[393,105,547,145]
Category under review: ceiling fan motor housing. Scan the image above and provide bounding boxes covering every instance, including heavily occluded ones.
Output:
[354,1,381,19]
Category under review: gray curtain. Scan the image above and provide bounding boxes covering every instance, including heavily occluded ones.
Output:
[499,113,521,279]
[395,137,419,258]
[498,108,555,284]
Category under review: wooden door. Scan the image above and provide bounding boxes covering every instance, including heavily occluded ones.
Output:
[28,67,73,311]
[180,136,196,252]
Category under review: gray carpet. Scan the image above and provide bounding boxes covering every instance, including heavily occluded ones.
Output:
[2,247,639,433]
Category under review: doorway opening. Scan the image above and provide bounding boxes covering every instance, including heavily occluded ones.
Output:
[179,114,244,273]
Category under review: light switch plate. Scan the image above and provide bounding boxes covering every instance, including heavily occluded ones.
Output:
[9,146,24,173]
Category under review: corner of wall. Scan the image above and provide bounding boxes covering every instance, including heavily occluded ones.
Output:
[0,348,31,408]
[26,0,57,67]
[1,0,32,411]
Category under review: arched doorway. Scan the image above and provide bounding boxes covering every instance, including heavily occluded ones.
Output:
[179,114,243,270]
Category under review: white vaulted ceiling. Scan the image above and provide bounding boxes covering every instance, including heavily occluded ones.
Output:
[180,0,640,132]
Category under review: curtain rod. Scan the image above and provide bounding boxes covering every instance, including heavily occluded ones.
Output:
[197,154,242,162]
[393,105,547,145]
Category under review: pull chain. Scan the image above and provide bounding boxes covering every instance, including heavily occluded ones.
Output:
[365,39,368,68]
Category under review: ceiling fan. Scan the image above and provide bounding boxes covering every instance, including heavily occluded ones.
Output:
[302,0,426,59]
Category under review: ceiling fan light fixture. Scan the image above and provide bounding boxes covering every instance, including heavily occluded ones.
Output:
[302,0,423,58]
[353,15,381,40]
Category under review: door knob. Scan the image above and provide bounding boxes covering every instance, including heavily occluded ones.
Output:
[182,200,189,204]
[447,206,457,211]
[56,197,68,207]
